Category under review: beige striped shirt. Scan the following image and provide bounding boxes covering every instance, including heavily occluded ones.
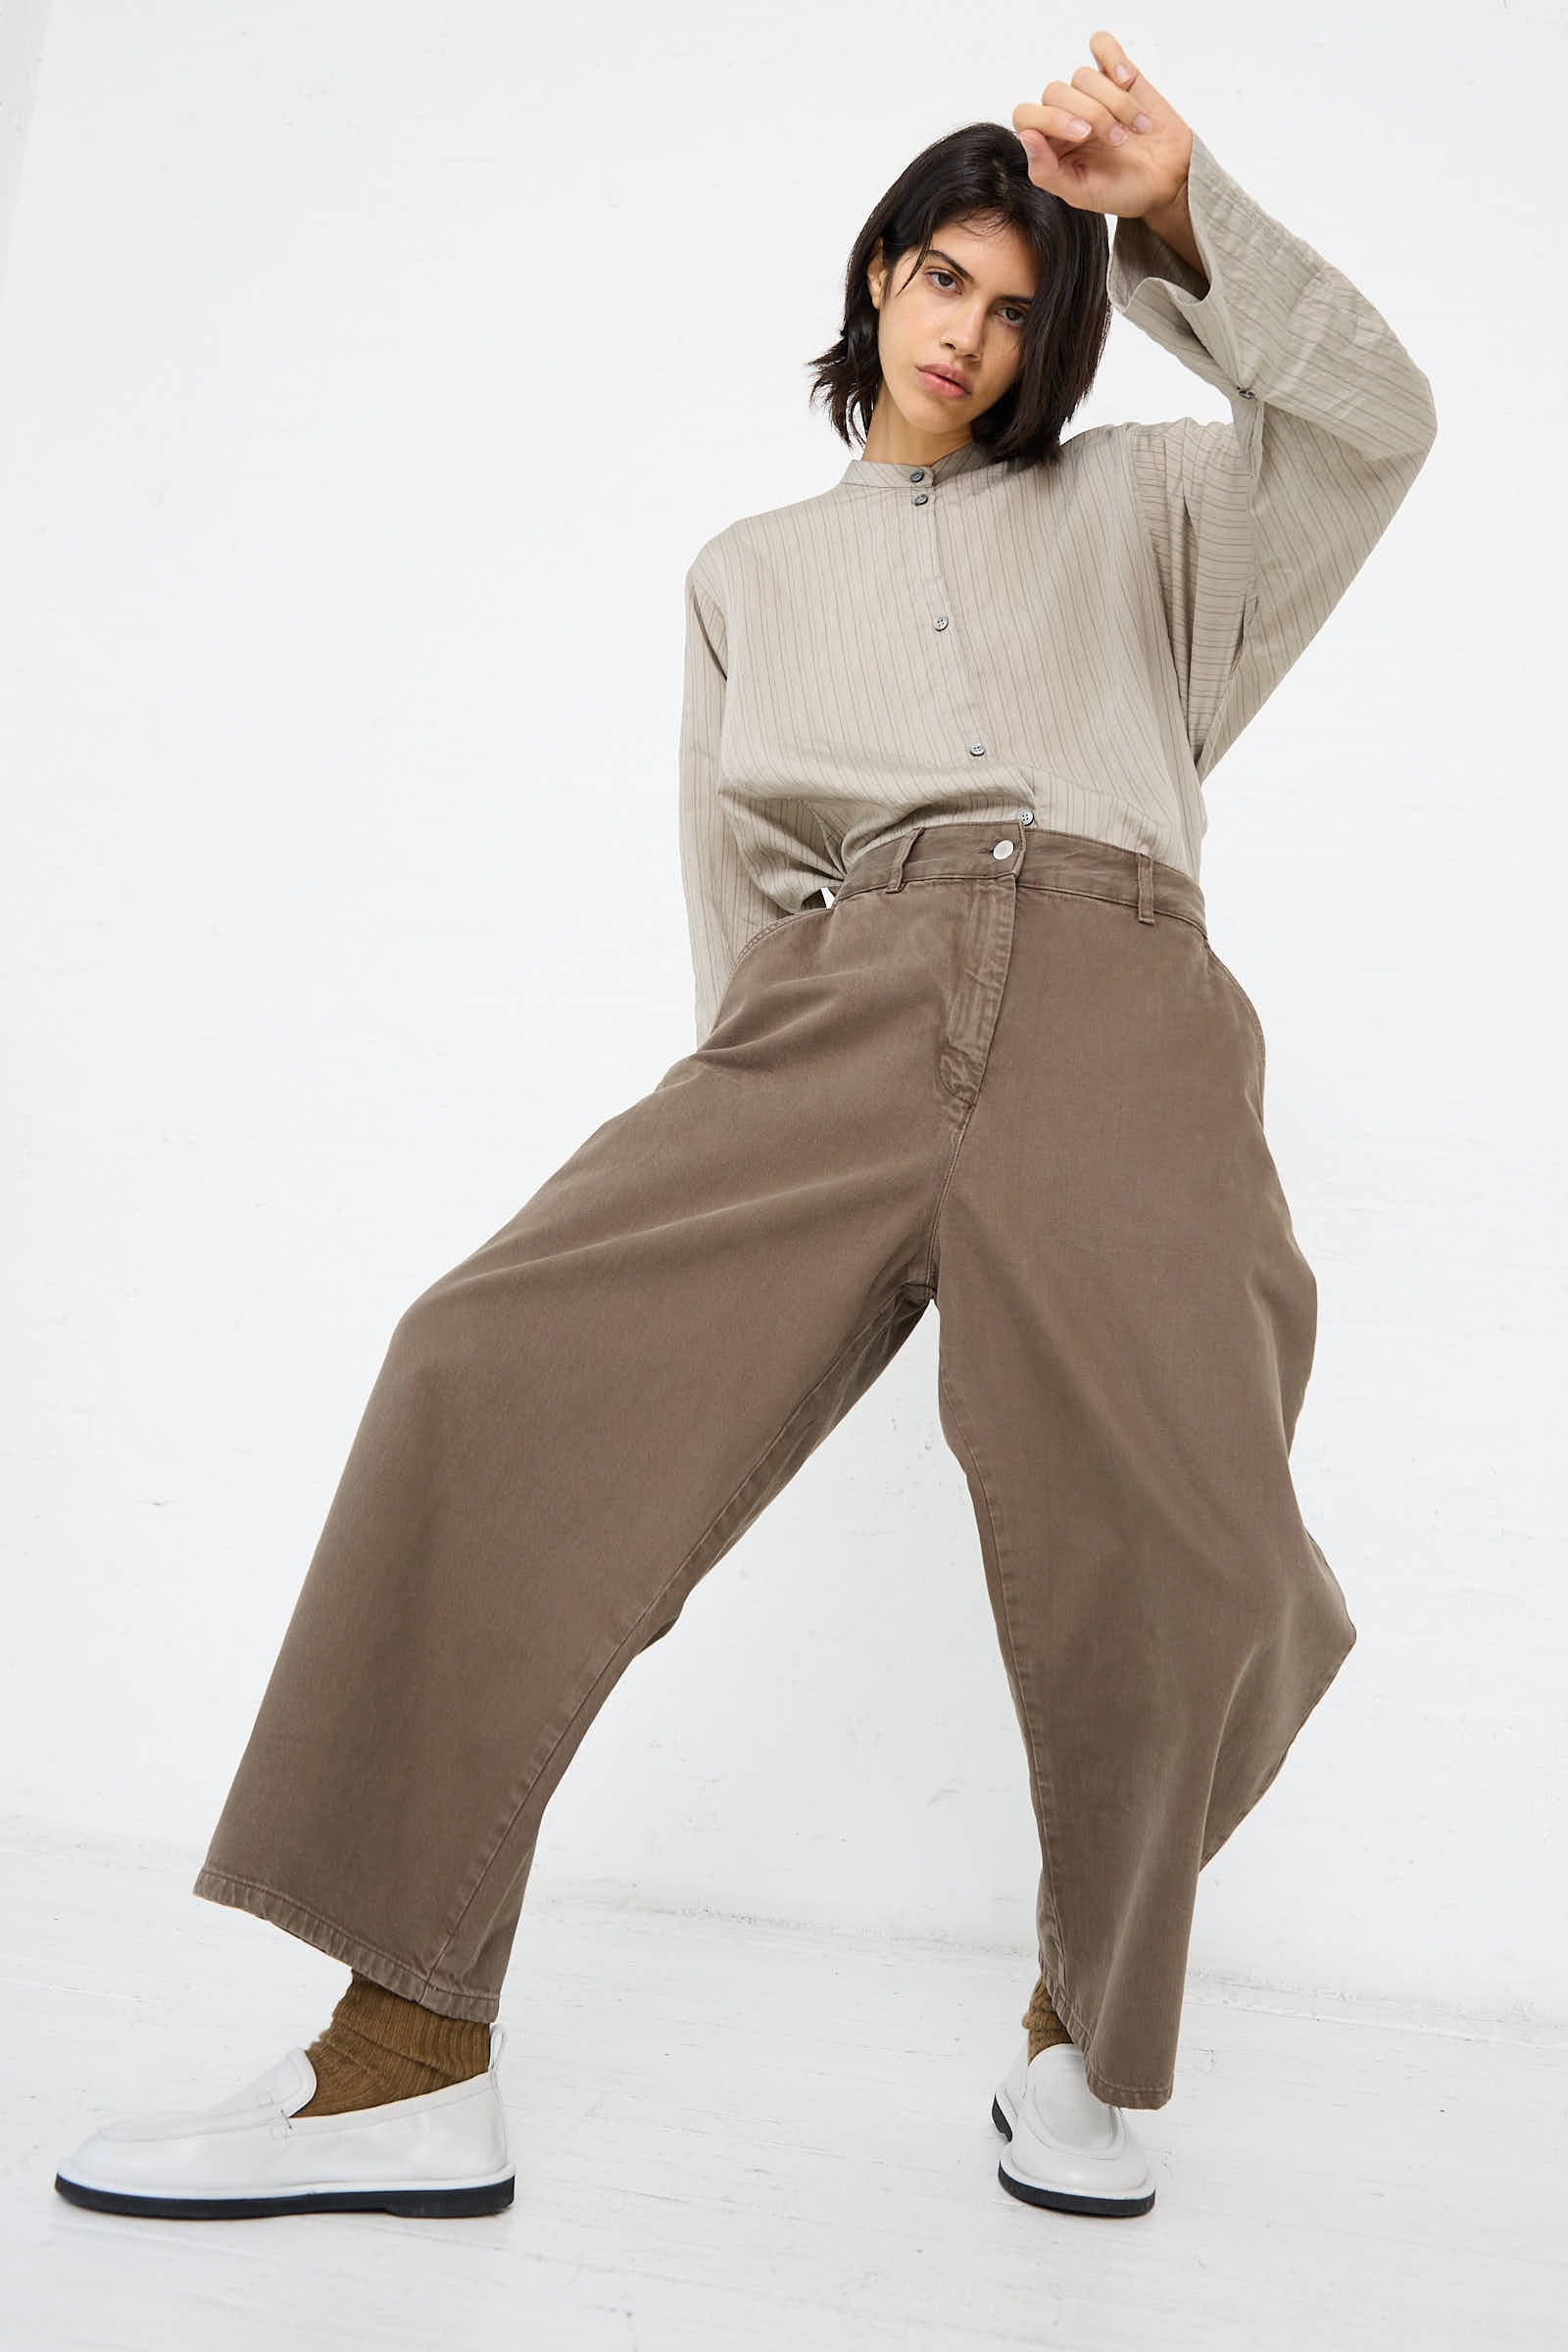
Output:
[678,127,1438,1044]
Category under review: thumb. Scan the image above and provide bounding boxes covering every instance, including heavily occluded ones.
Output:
[1016,123,1061,179]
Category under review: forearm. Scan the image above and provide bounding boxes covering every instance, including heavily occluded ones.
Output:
[1139,181,1204,281]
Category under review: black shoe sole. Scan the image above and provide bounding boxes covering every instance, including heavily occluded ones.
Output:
[54,2171,515,2220]
[990,2092,1155,2218]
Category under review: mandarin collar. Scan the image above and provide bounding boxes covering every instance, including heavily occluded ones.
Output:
[836,438,997,490]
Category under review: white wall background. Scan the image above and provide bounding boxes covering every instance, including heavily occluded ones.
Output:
[4,1,1561,2037]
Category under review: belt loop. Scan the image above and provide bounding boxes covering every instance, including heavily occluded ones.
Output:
[1136,849,1155,924]
[884,827,919,894]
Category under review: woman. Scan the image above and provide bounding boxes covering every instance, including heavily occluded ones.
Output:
[55,31,1436,2225]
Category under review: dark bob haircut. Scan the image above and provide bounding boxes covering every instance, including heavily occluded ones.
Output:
[807,120,1112,475]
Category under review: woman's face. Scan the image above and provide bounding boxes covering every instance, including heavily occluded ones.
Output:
[866,215,1038,439]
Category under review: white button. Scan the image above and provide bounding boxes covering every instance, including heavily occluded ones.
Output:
[992,839,1013,858]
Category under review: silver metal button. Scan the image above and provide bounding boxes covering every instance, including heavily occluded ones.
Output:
[1017,808,1035,825]
[912,492,928,505]
[992,839,1013,858]
[1238,386,1254,399]
[909,467,926,480]
[934,615,949,630]
[968,743,986,757]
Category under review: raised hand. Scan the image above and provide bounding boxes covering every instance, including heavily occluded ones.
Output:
[1013,29,1193,221]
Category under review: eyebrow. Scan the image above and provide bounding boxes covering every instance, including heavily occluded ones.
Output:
[924,246,1035,307]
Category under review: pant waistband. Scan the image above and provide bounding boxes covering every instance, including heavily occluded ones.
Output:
[834,819,1207,933]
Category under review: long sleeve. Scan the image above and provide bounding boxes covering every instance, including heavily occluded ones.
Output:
[677,550,783,1046]
[1107,127,1438,780]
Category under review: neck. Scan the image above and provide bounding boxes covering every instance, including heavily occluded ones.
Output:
[858,395,971,470]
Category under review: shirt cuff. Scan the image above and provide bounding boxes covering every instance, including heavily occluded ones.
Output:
[1105,126,1324,407]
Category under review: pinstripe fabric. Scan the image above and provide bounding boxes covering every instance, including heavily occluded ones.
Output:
[677,128,1437,1044]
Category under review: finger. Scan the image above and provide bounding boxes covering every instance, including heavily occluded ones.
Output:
[1039,77,1125,136]
[1069,65,1147,131]
[1089,29,1158,113]
[1014,124,1074,185]
[1088,28,1137,86]
[1014,95,1102,145]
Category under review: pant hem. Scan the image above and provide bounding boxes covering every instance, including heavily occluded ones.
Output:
[1025,1970,1170,2108]
[1077,2052,1173,2110]
[189,1864,500,2025]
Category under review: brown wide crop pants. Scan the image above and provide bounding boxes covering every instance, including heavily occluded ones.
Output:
[191,818,1357,2111]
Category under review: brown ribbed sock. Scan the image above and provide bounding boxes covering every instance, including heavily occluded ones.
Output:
[1022,1970,1077,2063]
[295,1971,492,2117]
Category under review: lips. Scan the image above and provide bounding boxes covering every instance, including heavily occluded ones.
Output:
[921,365,969,391]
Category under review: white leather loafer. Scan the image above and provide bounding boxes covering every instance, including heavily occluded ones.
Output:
[991,2034,1156,2217]
[54,2022,514,2220]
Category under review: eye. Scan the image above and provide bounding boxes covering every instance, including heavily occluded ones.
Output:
[927,269,1028,327]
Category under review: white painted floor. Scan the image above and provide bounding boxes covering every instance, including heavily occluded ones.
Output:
[7,1814,1563,2352]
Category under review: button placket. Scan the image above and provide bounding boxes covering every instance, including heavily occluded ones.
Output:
[907,464,999,780]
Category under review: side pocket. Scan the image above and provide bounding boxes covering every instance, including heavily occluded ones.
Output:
[1203,942,1268,1093]
[722,905,825,991]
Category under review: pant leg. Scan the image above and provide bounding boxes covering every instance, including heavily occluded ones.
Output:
[926,841,1357,2111]
[191,889,960,2021]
